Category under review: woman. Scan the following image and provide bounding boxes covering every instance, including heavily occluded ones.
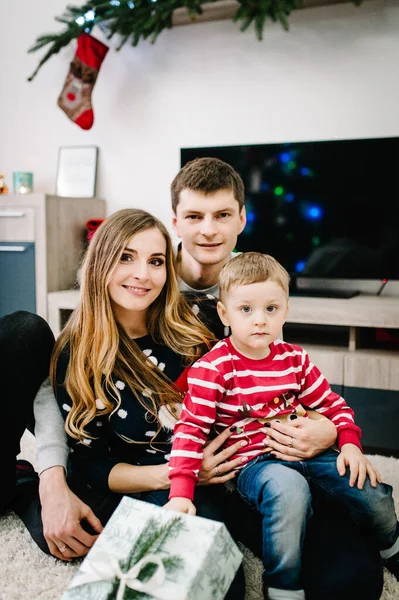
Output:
[50,207,243,511]
[50,207,246,598]
[6,208,383,599]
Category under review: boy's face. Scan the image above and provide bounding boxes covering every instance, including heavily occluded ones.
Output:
[217,280,289,360]
[172,189,246,268]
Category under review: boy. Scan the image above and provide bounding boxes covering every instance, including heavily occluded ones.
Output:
[166,252,399,600]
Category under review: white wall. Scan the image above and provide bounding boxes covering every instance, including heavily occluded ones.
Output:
[1,0,399,233]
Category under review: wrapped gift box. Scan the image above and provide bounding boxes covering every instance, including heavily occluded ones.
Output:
[62,496,242,600]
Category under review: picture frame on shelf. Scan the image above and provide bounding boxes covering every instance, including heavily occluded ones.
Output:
[56,145,98,197]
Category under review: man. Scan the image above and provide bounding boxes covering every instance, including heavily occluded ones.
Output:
[169,159,385,599]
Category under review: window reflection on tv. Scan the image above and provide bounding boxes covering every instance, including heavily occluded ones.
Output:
[181,138,399,281]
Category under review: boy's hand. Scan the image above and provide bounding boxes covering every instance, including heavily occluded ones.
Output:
[337,443,382,489]
[164,498,196,515]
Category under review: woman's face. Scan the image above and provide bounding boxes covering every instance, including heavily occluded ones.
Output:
[108,227,167,320]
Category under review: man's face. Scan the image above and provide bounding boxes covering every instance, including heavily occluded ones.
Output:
[172,189,246,267]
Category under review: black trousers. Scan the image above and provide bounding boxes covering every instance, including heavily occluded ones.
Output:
[0,311,54,512]
[1,311,384,600]
[224,486,383,600]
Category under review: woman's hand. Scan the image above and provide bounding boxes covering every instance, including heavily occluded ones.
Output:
[262,416,337,462]
[198,427,248,485]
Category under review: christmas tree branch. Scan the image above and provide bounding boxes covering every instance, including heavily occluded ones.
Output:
[28,0,363,81]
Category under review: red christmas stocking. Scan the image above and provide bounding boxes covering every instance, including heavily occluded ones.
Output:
[58,33,108,130]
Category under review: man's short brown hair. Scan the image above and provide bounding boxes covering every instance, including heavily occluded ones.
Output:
[219,252,290,301]
[171,157,245,212]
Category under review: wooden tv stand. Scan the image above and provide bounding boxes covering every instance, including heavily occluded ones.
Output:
[284,295,399,454]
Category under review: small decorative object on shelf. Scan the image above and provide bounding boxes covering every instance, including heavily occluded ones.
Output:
[77,217,105,284]
[12,171,33,194]
[56,146,98,197]
[86,218,104,242]
[0,171,8,194]
[61,496,242,600]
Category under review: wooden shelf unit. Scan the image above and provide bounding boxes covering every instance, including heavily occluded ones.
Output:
[0,194,105,320]
[47,289,80,337]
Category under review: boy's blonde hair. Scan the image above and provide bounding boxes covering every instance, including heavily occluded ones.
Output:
[219,252,290,300]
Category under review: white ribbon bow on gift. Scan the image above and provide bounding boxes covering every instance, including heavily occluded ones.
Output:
[68,551,181,600]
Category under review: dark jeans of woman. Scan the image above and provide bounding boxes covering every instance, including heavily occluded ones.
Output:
[1,311,384,600]
[0,311,55,513]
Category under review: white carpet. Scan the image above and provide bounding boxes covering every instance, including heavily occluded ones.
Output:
[0,430,397,600]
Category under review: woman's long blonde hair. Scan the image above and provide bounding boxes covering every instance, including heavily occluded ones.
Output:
[50,208,216,441]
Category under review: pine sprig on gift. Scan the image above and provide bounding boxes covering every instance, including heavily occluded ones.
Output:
[123,515,184,568]
[105,515,184,599]
[28,0,364,80]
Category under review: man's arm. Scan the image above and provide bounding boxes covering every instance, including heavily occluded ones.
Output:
[297,349,362,450]
[34,378,68,474]
[33,379,102,560]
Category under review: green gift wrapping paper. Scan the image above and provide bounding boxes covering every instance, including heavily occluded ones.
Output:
[61,496,243,600]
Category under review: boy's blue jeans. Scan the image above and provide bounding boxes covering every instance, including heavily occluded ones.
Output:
[237,448,399,592]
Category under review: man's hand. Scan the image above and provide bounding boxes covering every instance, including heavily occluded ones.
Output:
[39,466,103,561]
[164,497,196,515]
[337,444,382,489]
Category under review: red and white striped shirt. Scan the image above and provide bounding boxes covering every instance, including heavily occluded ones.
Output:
[169,337,362,500]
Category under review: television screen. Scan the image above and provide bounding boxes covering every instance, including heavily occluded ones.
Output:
[181,138,399,281]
